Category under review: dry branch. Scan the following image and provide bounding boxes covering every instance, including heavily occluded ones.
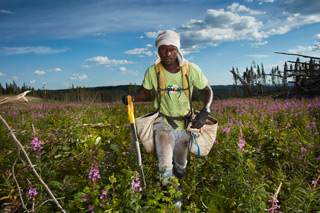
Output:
[0,91,31,105]
[275,52,320,60]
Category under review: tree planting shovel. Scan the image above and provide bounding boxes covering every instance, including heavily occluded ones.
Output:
[126,95,146,187]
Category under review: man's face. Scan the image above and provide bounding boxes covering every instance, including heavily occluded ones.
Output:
[158,45,178,66]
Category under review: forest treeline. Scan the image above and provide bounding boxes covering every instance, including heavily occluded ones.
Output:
[1,56,318,102]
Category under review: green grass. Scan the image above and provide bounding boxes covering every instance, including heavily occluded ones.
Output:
[0,97,319,212]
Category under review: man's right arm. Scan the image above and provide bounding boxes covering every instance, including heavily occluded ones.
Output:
[134,86,152,102]
[122,86,151,105]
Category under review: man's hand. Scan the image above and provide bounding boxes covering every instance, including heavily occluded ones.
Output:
[122,93,135,105]
[191,108,209,129]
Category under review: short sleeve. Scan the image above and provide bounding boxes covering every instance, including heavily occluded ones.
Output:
[142,66,155,90]
[189,63,208,90]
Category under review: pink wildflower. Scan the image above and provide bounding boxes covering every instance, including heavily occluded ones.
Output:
[131,178,142,192]
[223,127,231,134]
[238,138,245,152]
[26,188,38,200]
[301,147,307,152]
[88,168,100,182]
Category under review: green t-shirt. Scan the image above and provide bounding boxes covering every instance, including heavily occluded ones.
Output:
[142,62,208,130]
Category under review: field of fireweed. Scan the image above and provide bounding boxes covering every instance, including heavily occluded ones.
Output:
[0,97,319,212]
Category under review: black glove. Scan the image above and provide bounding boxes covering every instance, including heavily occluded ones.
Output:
[122,93,135,105]
[191,108,209,129]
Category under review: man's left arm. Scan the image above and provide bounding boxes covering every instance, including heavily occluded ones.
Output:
[202,84,213,112]
[191,84,213,129]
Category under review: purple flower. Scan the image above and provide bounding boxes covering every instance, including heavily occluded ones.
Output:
[102,189,107,195]
[301,147,307,152]
[131,178,142,192]
[223,127,231,134]
[312,180,316,185]
[88,168,100,182]
[83,197,87,202]
[88,205,94,213]
[238,139,245,152]
[26,188,38,200]
[31,138,42,151]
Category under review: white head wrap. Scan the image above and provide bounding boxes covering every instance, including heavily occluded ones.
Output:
[154,30,188,66]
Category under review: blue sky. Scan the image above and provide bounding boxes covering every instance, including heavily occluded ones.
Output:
[0,0,320,89]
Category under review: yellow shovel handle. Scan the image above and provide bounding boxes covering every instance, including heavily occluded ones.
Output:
[126,95,135,124]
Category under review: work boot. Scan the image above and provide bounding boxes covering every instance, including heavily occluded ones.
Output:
[174,200,182,212]
[173,166,185,179]
[173,164,185,179]
[161,177,182,211]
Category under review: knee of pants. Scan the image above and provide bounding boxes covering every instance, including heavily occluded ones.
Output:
[156,131,175,172]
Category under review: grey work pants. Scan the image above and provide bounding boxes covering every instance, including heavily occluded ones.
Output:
[153,118,191,179]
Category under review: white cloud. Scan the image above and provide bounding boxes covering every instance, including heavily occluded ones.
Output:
[146,44,153,48]
[288,45,320,54]
[30,80,36,84]
[119,67,127,72]
[245,0,275,3]
[124,48,152,57]
[227,3,266,15]
[0,72,5,76]
[267,26,290,36]
[250,41,268,47]
[145,31,159,38]
[178,9,266,52]
[84,56,136,66]
[82,64,92,68]
[33,70,46,75]
[246,54,269,58]
[283,0,320,15]
[0,46,68,55]
[118,67,138,75]
[286,13,320,27]
[265,13,320,37]
[313,33,320,44]
[63,82,70,88]
[70,73,88,80]
[51,68,62,72]
[0,9,13,14]
[13,76,18,81]
[285,33,320,55]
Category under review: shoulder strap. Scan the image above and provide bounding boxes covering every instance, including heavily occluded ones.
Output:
[155,63,166,97]
[181,64,189,98]
[155,62,190,98]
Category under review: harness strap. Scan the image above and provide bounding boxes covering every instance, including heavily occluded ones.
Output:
[159,112,192,129]
[155,62,193,129]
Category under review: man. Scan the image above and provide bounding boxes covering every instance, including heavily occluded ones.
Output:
[122,30,213,210]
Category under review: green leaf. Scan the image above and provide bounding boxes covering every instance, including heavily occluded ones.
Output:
[110,144,119,152]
